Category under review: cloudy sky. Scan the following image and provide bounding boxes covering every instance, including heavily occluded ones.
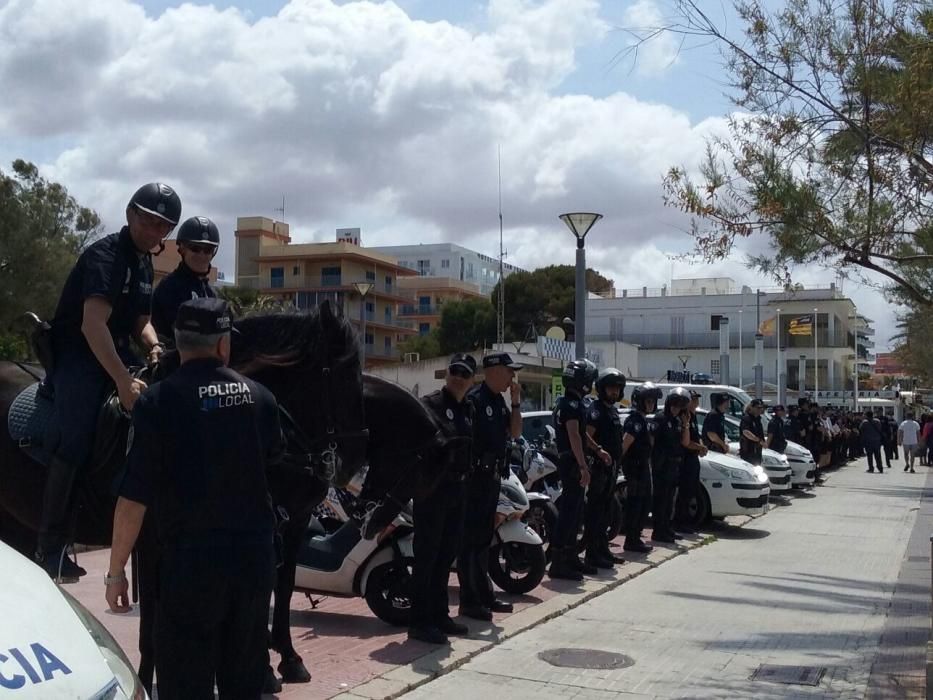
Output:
[0,0,901,348]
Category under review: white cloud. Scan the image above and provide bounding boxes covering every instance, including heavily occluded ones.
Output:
[0,0,897,349]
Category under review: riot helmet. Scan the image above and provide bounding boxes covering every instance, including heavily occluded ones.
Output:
[562,359,591,394]
[631,382,662,413]
[595,368,626,401]
[665,386,691,412]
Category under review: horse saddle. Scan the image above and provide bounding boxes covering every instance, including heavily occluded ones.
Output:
[8,382,129,472]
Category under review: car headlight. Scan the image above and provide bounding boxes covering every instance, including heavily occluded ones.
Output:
[762,454,788,467]
[710,463,753,481]
[60,589,147,700]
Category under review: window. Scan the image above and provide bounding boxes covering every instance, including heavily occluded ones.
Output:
[321,266,341,286]
[365,301,375,312]
[292,265,300,276]
[418,296,431,306]
[711,359,721,374]
[711,314,726,331]
[419,323,431,335]
[365,270,376,282]
[384,336,392,351]
[384,307,392,323]
[270,267,284,289]
[441,259,450,269]
[417,259,430,276]
[466,262,474,279]
[385,275,392,288]
[364,332,374,345]
[670,316,685,345]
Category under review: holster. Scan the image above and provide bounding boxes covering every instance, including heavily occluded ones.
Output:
[31,320,55,375]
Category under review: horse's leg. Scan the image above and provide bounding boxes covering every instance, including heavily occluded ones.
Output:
[0,507,37,557]
[272,517,312,684]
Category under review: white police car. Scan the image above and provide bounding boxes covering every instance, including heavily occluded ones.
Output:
[0,541,145,699]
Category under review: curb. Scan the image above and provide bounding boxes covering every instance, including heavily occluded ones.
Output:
[331,509,769,700]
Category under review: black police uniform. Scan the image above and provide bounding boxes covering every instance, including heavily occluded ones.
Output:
[650,410,684,540]
[150,262,216,340]
[583,399,622,560]
[459,382,510,610]
[767,414,788,453]
[701,409,729,454]
[674,411,702,530]
[119,351,282,699]
[552,391,588,550]
[621,410,653,545]
[41,227,153,555]
[412,387,473,629]
[787,411,805,446]
[739,411,765,464]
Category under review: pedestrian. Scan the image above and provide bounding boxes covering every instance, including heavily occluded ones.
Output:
[583,368,627,570]
[409,354,476,644]
[106,298,282,699]
[920,413,932,467]
[548,359,607,580]
[701,393,731,455]
[859,409,884,474]
[739,399,766,465]
[620,383,661,553]
[674,390,706,534]
[766,405,788,454]
[458,352,522,620]
[150,216,220,341]
[899,412,922,473]
[39,183,180,581]
[650,387,691,544]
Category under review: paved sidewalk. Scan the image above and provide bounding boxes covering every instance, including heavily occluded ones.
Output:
[400,459,931,699]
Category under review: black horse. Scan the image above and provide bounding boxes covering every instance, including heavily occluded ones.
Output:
[0,302,369,691]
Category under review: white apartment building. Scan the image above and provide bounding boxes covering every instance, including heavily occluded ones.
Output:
[370,243,525,296]
[586,278,876,392]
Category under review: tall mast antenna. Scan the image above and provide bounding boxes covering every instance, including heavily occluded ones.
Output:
[497,146,505,347]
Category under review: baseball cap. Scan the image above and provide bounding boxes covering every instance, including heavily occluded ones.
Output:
[448,353,477,376]
[482,352,523,370]
[175,298,234,335]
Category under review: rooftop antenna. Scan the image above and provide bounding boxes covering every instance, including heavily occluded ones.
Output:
[274,195,286,222]
[496,146,506,347]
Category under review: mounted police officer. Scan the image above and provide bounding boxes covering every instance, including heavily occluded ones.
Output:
[621,383,661,553]
[150,215,219,340]
[674,390,707,534]
[410,353,476,644]
[583,368,626,569]
[701,392,731,455]
[651,387,690,544]
[39,183,180,581]
[458,352,522,621]
[106,298,283,699]
[548,359,608,581]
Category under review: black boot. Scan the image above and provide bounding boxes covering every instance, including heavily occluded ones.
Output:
[37,547,86,583]
[571,553,599,575]
[38,455,84,583]
[548,547,583,581]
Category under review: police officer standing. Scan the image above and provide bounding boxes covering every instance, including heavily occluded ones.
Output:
[739,399,767,465]
[621,383,662,553]
[458,352,522,620]
[40,183,181,581]
[701,393,731,455]
[549,360,609,580]
[106,298,282,699]
[674,390,707,534]
[651,388,691,543]
[583,368,627,569]
[787,404,805,447]
[766,405,788,454]
[410,354,476,644]
[150,216,220,340]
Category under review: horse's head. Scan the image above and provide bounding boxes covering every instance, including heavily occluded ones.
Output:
[231,300,368,486]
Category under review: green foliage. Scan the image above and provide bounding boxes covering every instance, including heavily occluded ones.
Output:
[657,0,933,306]
[217,286,282,315]
[398,329,443,360]
[436,298,498,354]
[893,309,933,384]
[0,160,102,332]
[491,265,613,340]
[0,333,28,362]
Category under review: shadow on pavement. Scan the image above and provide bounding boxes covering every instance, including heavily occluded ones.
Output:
[706,525,771,540]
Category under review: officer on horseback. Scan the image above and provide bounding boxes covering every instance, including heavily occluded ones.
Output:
[39,183,181,581]
[150,216,219,341]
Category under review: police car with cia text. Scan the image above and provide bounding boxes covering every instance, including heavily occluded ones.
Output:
[0,541,146,699]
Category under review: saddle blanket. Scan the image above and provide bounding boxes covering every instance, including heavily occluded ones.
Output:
[8,382,53,466]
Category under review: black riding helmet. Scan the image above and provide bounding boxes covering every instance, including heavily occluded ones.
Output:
[665,386,691,412]
[562,359,591,394]
[595,368,626,401]
[631,382,662,412]
[177,216,220,247]
[127,183,182,225]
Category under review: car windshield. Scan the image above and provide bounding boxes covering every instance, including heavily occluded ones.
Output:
[521,414,551,444]
[696,410,741,441]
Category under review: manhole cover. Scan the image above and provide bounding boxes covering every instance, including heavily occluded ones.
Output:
[537,648,634,670]
[751,665,825,686]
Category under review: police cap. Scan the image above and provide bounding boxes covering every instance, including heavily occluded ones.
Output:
[483,352,522,370]
[175,298,234,335]
[448,353,477,376]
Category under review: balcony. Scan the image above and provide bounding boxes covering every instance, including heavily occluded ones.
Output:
[586,329,853,349]
[399,304,443,317]
[320,274,342,287]
[363,344,399,359]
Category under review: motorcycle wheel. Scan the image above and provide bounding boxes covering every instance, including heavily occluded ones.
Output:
[488,540,546,595]
[524,502,558,555]
[364,560,413,627]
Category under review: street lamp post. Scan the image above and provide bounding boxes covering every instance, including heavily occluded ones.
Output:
[776,307,784,405]
[559,213,602,360]
[813,307,819,399]
[353,281,375,367]
[850,313,859,412]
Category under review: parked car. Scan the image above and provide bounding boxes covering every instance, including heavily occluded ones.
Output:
[0,541,146,699]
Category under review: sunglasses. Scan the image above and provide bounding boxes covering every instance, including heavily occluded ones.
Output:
[449,366,473,379]
[185,243,217,255]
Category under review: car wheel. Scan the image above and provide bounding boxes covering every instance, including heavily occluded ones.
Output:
[686,487,711,528]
